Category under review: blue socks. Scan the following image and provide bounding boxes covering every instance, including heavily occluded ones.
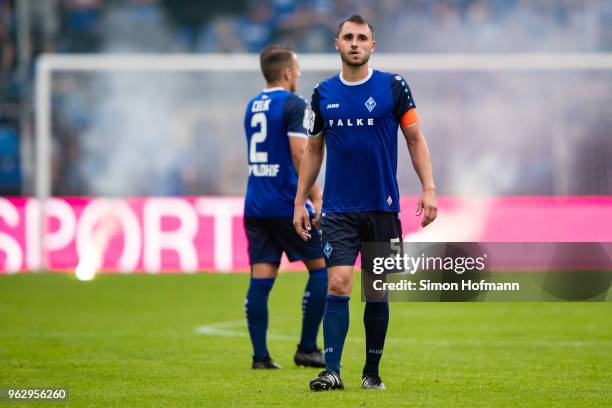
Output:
[246,269,328,360]
[323,295,350,374]
[246,274,388,375]
[245,277,275,360]
[298,267,328,352]
[363,301,389,376]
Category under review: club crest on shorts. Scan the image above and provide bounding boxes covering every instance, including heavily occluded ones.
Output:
[365,96,376,112]
[323,242,333,258]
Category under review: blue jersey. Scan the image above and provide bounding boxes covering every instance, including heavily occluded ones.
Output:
[308,69,417,213]
[244,88,310,217]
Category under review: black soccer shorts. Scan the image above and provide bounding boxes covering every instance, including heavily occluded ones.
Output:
[244,217,323,265]
[320,211,403,267]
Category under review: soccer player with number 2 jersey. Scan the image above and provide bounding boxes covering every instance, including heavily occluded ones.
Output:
[294,15,438,391]
[243,45,328,370]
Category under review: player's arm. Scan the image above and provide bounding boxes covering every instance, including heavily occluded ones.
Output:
[401,121,437,227]
[294,133,325,240]
[289,136,323,224]
[285,94,324,229]
[293,86,326,240]
[392,75,437,228]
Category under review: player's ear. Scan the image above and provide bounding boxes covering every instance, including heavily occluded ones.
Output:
[335,38,339,51]
[371,40,376,52]
[282,66,291,81]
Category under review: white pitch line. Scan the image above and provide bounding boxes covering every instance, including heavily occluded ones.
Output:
[194,321,612,348]
[194,320,294,341]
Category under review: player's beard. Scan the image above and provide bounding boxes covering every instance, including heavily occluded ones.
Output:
[340,50,371,67]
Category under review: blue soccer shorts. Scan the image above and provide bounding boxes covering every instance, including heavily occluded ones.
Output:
[320,211,403,267]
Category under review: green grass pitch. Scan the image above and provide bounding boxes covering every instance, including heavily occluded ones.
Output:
[1,272,611,407]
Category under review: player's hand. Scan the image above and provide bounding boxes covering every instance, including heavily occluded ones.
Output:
[416,189,438,228]
[293,203,312,241]
[311,196,323,229]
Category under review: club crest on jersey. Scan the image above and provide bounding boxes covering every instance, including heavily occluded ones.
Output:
[365,96,376,112]
[306,109,316,133]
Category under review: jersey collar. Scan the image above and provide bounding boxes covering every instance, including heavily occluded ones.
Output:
[339,68,373,86]
[262,87,285,93]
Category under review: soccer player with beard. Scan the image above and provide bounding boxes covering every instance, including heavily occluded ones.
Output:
[293,15,438,390]
[244,45,328,370]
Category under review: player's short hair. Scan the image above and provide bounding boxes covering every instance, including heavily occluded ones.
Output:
[260,45,296,83]
[336,14,374,39]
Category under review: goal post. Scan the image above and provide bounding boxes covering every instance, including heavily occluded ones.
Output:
[33,52,612,270]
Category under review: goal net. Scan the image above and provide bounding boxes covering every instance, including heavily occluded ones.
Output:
[36,53,612,201]
[23,53,612,272]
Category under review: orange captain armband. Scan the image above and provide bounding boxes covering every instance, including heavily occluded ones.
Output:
[400,108,419,129]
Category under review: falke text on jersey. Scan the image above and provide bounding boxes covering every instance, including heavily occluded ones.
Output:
[328,117,375,127]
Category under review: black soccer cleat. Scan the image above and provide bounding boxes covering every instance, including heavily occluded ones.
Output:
[294,347,326,368]
[362,374,385,390]
[309,370,344,391]
[251,356,281,369]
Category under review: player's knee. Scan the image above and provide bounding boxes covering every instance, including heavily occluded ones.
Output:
[305,258,326,271]
[328,273,351,296]
[251,263,279,279]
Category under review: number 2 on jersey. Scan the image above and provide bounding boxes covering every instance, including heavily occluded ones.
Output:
[250,112,268,163]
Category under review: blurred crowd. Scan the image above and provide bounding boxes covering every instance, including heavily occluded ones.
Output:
[0,0,610,92]
[0,0,611,196]
[3,1,612,59]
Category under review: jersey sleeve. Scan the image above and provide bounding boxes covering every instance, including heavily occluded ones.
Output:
[307,85,324,137]
[283,94,309,138]
[391,74,419,129]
